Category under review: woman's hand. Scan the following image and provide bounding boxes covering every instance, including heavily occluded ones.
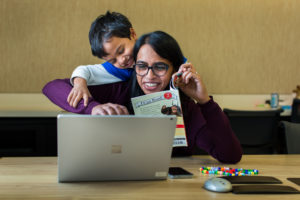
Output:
[67,77,91,108]
[174,63,210,104]
[91,103,129,115]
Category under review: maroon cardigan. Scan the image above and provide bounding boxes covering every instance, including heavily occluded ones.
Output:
[43,79,242,163]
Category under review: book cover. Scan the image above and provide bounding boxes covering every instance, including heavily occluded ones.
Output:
[131,89,188,147]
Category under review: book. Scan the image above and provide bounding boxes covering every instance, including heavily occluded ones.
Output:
[131,89,188,147]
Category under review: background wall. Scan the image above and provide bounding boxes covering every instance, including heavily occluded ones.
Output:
[1,0,300,94]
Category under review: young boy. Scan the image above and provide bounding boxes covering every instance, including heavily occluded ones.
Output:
[68,11,137,107]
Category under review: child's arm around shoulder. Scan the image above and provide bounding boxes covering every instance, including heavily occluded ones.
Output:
[42,78,130,115]
[70,63,123,86]
[69,63,125,107]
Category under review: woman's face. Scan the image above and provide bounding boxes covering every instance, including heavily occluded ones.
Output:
[136,44,174,94]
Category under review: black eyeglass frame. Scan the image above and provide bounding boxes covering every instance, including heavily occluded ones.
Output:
[133,62,169,77]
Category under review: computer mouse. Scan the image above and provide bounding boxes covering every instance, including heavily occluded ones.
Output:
[203,177,232,193]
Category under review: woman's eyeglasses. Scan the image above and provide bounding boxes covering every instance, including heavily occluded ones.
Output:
[134,62,169,77]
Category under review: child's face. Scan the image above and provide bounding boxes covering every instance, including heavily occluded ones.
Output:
[102,31,137,69]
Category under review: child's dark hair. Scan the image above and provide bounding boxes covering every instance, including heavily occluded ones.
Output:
[89,11,133,59]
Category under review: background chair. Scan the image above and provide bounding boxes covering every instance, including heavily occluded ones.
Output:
[280,121,300,154]
[291,98,300,123]
[223,108,283,154]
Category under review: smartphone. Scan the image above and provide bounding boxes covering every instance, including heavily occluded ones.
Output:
[168,167,193,179]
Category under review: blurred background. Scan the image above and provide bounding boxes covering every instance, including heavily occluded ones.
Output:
[1,0,300,94]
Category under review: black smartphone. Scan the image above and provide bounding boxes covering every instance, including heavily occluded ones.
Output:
[168,167,193,179]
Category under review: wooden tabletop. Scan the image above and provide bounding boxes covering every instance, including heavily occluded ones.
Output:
[0,155,300,199]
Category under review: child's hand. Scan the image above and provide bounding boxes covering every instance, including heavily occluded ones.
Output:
[67,77,91,107]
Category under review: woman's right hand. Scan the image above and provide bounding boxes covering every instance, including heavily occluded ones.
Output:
[91,103,129,115]
[174,63,210,104]
[67,77,91,108]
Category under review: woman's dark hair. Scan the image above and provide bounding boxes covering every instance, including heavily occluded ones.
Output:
[89,11,132,59]
[129,31,185,102]
[133,31,184,72]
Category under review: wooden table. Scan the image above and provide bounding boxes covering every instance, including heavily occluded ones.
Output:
[0,155,300,199]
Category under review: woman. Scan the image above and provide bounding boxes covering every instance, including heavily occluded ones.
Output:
[43,31,242,163]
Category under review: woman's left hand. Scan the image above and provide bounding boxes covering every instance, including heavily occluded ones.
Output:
[173,63,210,104]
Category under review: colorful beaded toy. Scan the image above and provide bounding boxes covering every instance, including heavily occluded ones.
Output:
[199,166,259,176]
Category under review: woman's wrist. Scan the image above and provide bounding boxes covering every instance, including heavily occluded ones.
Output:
[195,95,211,105]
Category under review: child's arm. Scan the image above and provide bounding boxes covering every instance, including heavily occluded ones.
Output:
[70,64,124,86]
[42,79,100,114]
[69,64,124,107]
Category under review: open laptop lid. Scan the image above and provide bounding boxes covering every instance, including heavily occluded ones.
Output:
[57,114,177,182]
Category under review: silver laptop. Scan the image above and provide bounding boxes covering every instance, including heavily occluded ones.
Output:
[57,114,177,182]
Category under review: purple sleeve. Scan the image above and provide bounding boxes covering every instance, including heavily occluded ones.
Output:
[183,98,243,164]
[42,79,100,114]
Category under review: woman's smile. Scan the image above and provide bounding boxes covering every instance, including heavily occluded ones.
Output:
[143,82,160,92]
[136,44,174,94]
